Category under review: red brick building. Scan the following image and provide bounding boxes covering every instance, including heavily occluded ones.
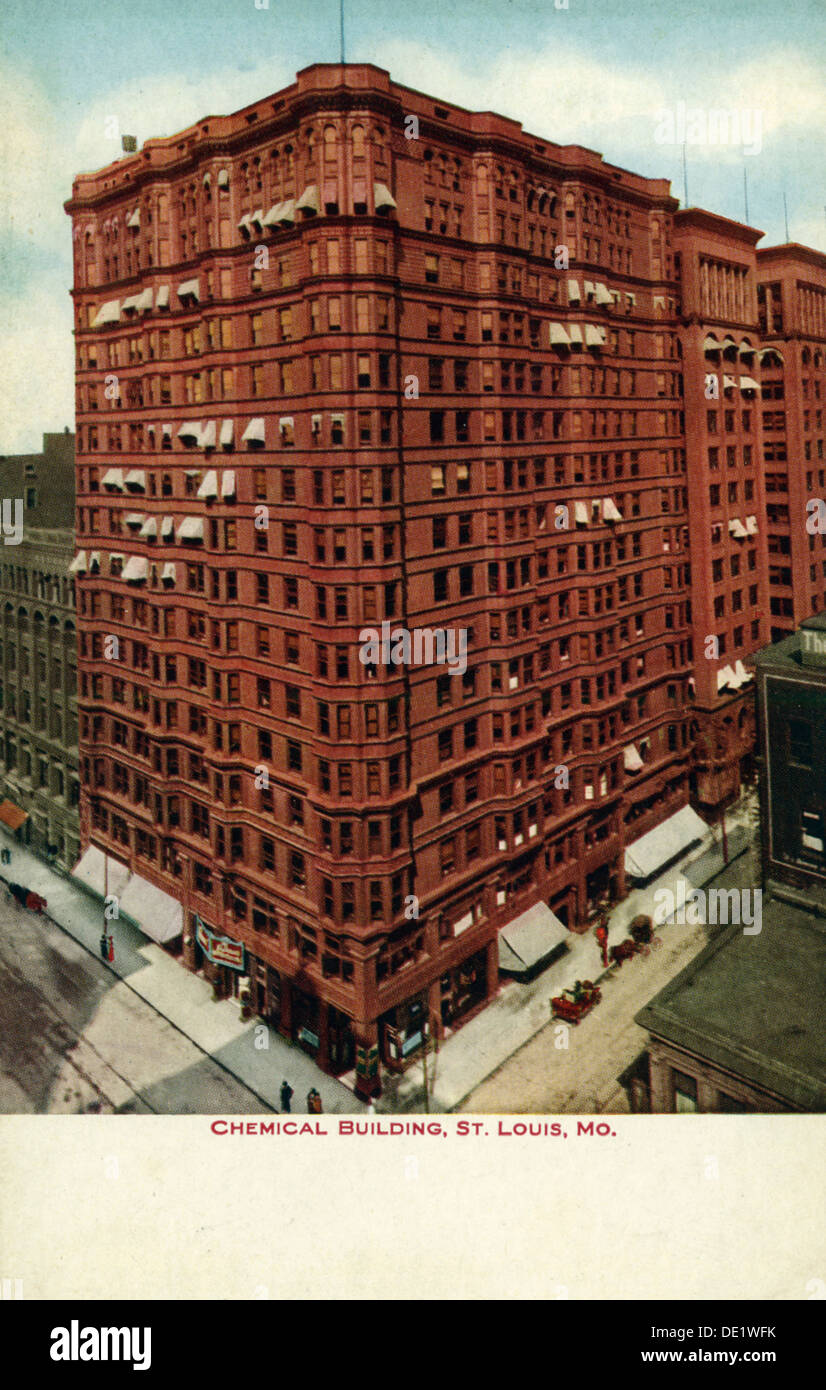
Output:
[755,244,826,640]
[64,62,821,1094]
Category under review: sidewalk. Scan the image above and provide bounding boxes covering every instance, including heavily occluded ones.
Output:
[377,793,754,1113]
[0,828,364,1116]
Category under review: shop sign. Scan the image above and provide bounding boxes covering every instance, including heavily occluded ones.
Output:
[402,1030,423,1056]
[195,915,245,970]
[298,1027,319,1049]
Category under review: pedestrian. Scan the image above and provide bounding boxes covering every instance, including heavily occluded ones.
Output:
[312,1090,323,1115]
[280,1080,293,1113]
[99,932,108,960]
[306,1088,316,1112]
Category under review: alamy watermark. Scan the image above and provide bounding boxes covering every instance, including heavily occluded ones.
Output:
[653,885,762,934]
[359,622,468,676]
[654,101,762,156]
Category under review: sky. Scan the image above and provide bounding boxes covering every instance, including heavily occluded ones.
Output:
[1,0,824,452]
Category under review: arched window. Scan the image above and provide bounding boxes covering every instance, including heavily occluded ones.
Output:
[323,125,337,161]
[352,124,365,157]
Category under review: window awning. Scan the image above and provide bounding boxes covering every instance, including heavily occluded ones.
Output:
[277,199,295,224]
[716,665,736,691]
[88,551,101,573]
[602,496,623,521]
[295,184,319,215]
[220,419,234,447]
[624,804,708,881]
[624,744,644,772]
[739,340,755,357]
[595,282,613,305]
[734,658,752,685]
[242,417,266,445]
[72,845,130,898]
[118,871,183,945]
[262,202,284,227]
[729,518,747,539]
[161,424,172,439]
[92,299,120,327]
[374,182,397,211]
[721,335,737,350]
[567,279,581,302]
[161,517,174,539]
[121,293,140,313]
[740,376,760,392]
[217,169,229,188]
[250,209,264,229]
[583,280,595,296]
[198,421,216,449]
[203,172,212,188]
[139,517,157,539]
[567,323,583,345]
[156,285,170,308]
[178,278,199,302]
[124,512,144,527]
[703,334,720,351]
[0,799,29,832]
[574,500,588,524]
[122,556,148,582]
[134,287,154,312]
[498,902,569,977]
[161,562,176,585]
[626,292,636,306]
[177,516,204,541]
[221,470,236,499]
[549,322,570,346]
[237,213,252,235]
[585,323,606,347]
[759,346,783,363]
[102,467,125,490]
[745,514,758,535]
[723,374,737,390]
[331,413,345,427]
[68,550,87,574]
[177,421,200,443]
[279,416,294,430]
[125,470,146,490]
[127,208,140,229]
[197,470,218,499]
[653,295,665,309]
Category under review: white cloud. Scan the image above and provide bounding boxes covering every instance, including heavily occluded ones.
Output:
[0,278,74,454]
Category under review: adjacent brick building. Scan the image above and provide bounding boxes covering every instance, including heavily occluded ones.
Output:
[64,62,825,1094]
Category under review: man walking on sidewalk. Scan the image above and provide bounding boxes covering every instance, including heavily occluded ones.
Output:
[280,1080,293,1113]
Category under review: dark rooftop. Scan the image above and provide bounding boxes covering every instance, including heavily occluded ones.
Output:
[635,899,826,1110]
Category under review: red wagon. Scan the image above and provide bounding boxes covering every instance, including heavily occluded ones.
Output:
[550,980,601,1024]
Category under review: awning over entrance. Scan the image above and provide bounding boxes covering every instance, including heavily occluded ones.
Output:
[624,804,708,882]
[72,845,130,897]
[119,872,183,944]
[498,902,569,977]
[0,800,28,831]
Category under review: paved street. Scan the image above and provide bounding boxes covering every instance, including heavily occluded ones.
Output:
[0,896,270,1114]
[459,842,762,1114]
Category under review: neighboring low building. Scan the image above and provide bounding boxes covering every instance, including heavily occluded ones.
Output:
[0,430,80,869]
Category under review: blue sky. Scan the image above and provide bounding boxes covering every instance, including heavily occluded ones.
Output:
[1,0,824,451]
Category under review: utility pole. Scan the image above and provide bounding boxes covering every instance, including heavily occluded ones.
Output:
[783,190,790,242]
[339,0,345,64]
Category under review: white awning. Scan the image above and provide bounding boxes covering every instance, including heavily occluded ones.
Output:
[703,334,720,351]
[330,413,345,427]
[177,421,200,443]
[118,871,183,944]
[374,182,397,211]
[624,805,708,881]
[250,209,264,228]
[161,424,172,439]
[739,340,755,356]
[723,375,738,390]
[498,902,568,976]
[734,659,752,685]
[262,202,284,227]
[595,282,613,305]
[217,169,229,188]
[127,208,140,229]
[717,664,738,692]
[124,512,144,528]
[178,278,199,302]
[221,470,236,499]
[122,555,148,582]
[68,551,87,574]
[276,199,295,224]
[574,501,588,524]
[102,467,125,490]
[626,292,636,306]
[177,516,205,541]
[745,514,758,535]
[549,322,570,346]
[72,845,130,899]
[220,419,234,447]
[161,562,177,585]
[740,376,760,392]
[203,172,212,188]
[121,294,140,313]
[242,417,266,444]
[134,287,154,312]
[295,184,320,215]
[124,470,146,490]
[624,744,644,772]
[721,335,737,350]
[585,323,606,347]
[279,416,294,431]
[583,280,595,296]
[139,517,157,539]
[237,213,252,235]
[198,421,216,449]
[92,299,120,327]
[161,517,174,539]
[155,285,170,308]
[567,323,583,344]
[729,518,747,539]
[602,496,623,522]
[196,470,218,499]
[653,295,665,309]
[759,346,783,363]
[567,279,581,302]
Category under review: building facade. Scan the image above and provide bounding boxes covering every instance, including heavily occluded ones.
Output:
[0,430,80,869]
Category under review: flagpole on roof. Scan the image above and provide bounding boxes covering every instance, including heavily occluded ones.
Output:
[340,0,346,64]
